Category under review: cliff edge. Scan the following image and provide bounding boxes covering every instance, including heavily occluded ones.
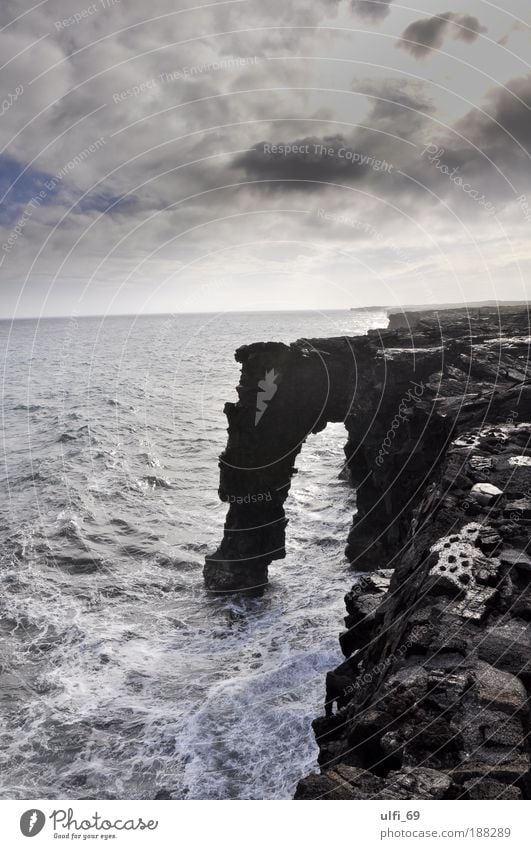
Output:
[205,306,531,799]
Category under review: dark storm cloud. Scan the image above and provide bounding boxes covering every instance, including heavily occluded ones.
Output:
[410,73,531,211]
[398,12,487,58]
[351,1,394,21]
[417,72,531,207]
[431,72,531,175]
[1,0,530,317]
[473,74,531,151]
[231,83,433,191]
[232,134,397,191]
[231,69,531,217]
[456,15,489,43]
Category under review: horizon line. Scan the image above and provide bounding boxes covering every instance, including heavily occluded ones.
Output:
[0,306,392,322]
[1,299,529,322]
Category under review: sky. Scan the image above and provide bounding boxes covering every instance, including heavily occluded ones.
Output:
[0,0,530,317]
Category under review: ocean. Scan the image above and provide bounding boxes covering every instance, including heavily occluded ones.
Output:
[0,308,386,799]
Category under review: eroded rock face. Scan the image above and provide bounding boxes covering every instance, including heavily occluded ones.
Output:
[205,306,531,798]
[296,416,531,800]
[206,307,531,590]
[203,337,365,591]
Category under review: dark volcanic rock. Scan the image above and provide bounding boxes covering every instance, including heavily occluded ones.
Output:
[295,411,531,800]
[205,305,531,799]
[206,307,531,590]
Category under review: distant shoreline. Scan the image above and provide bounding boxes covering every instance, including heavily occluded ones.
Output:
[351,299,530,313]
[1,301,529,322]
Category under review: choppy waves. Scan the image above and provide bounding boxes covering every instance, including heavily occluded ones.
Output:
[0,311,378,799]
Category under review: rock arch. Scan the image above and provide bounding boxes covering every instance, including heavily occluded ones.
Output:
[204,320,450,592]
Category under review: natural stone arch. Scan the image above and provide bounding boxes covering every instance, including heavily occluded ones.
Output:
[203,325,448,592]
[204,338,356,592]
[204,307,531,593]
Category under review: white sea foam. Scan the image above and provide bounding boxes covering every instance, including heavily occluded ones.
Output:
[0,310,378,799]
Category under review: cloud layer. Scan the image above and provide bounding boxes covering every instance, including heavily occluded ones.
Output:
[398,11,488,59]
[351,1,394,21]
[0,0,529,317]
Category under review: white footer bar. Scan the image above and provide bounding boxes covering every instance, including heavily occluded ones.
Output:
[1,799,528,848]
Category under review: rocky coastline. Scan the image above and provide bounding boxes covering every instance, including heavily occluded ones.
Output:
[205,306,531,800]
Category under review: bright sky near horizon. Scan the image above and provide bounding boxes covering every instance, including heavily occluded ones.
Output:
[1,0,530,317]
